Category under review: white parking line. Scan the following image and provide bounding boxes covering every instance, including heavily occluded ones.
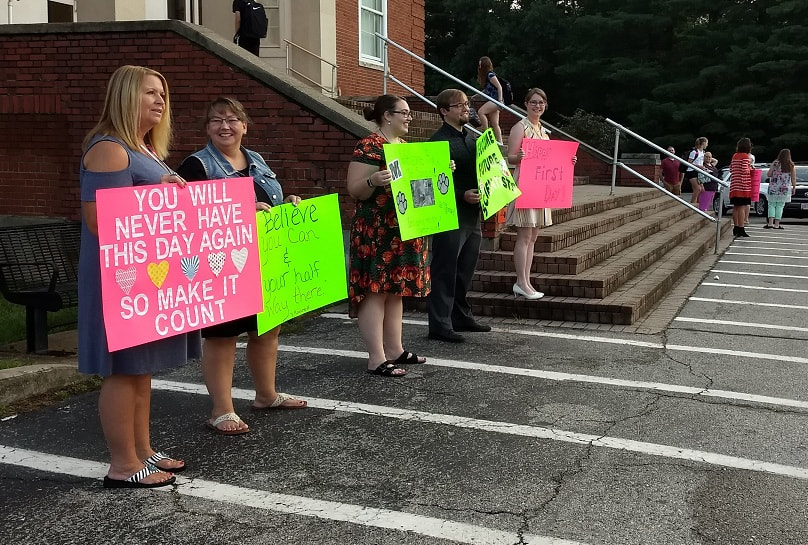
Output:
[726,252,808,260]
[270,344,808,410]
[689,297,808,310]
[734,239,808,247]
[701,282,808,293]
[674,317,808,333]
[721,260,808,269]
[727,246,808,253]
[319,313,808,366]
[151,380,808,481]
[712,269,808,280]
[0,446,584,545]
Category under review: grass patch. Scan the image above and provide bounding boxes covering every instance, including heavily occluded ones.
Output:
[0,356,32,370]
[0,297,78,345]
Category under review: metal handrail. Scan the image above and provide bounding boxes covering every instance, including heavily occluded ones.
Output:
[377,33,611,162]
[605,119,728,253]
[386,73,483,138]
[284,39,338,96]
[376,33,727,251]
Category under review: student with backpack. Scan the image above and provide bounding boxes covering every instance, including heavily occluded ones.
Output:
[476,56,509,145]
[681,137,709,206]
[233,0,268,56]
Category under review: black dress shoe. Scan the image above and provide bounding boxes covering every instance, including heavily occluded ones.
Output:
[427,330,465,343]
[454,320,492,332]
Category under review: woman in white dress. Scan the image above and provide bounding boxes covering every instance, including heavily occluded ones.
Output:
[506,88,574,299]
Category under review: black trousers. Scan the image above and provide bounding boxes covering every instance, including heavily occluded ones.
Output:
[427,224,482,334]
[235,35,261,56]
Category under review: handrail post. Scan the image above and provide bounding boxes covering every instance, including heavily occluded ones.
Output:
[382,41,388,95]
[610,128,620,196]
[714,186,723,254]
[285,42,289,76]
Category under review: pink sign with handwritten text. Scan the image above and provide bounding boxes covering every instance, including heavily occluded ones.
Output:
[515,139,579,209]
[95,178,263,351]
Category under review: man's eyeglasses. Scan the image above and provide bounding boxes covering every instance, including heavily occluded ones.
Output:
[389,110,413,118]
[208,117,242,126]
[527,100,547,106]
[449,101,470,109]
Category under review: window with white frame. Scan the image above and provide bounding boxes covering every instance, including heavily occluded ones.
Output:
[359,0,386,65]
[265,0,280,47]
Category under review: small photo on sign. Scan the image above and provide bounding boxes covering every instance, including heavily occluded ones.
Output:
[389,159,403,181]
[411,178,435,208]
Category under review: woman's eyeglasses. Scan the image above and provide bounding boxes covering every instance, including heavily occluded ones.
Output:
[527,100,547,106]
[389,110,413,118]
[208,117,242,126]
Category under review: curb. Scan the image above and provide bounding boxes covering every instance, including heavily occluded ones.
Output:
[0,363,83,406]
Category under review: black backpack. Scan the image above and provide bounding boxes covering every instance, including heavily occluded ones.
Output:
[678,148,695,173]
[239,1,268,39]
[500,78,514,105]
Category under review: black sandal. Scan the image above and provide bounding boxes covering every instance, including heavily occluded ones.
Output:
[393,351,426,366]
[367,362,407,377]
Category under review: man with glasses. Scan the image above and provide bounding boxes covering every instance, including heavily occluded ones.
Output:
[426,89,491,343]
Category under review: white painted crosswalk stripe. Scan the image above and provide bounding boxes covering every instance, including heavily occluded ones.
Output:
[150,380,808,481]
[272,344,808,410]
[0,446,586,545]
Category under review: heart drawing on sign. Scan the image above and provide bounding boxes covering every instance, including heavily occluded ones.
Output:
[146,261,170,289]
[231,248,248,273]
[180,256,200,281]
[208,252,226,277]
[115,267,137,295]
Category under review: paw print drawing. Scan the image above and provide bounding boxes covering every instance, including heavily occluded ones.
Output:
[437,173,450,195]
[396,191,408,214]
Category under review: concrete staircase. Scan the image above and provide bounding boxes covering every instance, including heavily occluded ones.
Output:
[337,97,732,325]
[470,186,731,324]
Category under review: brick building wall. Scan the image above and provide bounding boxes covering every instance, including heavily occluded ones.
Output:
[0,22,371,226]
[335,0,425,97]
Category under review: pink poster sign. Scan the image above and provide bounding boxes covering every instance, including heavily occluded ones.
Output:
[515,139,579,209]
[95,178,263,351]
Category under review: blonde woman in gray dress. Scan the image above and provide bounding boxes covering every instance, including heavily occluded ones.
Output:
[506,88,575,299]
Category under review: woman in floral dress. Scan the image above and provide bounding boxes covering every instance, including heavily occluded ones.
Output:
[346,95,430,377]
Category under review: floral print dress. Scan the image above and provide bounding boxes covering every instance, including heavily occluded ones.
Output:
[348,133,430,317]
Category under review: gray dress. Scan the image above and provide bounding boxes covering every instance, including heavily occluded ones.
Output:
[78,135,201,376]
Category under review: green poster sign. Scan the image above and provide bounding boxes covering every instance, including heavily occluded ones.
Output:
[475,128,521,219]
[383,141,459,241]
[256,194,347,334]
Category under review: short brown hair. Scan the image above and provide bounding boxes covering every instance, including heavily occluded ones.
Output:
[435,89,466,120]
[736,137,752,153]
[205,97,251,126]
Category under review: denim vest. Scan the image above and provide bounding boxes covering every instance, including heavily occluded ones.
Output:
[191,141,284,205]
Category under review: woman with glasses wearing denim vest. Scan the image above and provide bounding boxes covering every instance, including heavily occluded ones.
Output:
[177,97,307,435]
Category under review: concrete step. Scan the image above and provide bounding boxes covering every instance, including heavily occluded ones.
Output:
[472,212,719,299]
[465,219,732,324]
[482,196,691,275]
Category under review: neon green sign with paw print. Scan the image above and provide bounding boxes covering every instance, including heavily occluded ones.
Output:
[383,141,458,241]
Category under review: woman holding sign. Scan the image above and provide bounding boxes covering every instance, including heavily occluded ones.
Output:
[346,95,430,378]
[79,65,200,488]
[506,88,575,300]
[177,97,306,435]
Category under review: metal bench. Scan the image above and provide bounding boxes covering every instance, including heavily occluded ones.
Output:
[0,222,81,354]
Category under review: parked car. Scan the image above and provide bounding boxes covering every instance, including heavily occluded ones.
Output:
[712,163,808,217]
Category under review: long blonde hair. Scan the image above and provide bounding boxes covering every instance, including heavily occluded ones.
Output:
[83,65,172,158]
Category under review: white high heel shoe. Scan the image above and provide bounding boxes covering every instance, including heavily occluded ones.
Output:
[513,283,544,300]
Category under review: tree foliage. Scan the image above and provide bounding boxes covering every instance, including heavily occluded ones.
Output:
[425,0,808,161]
